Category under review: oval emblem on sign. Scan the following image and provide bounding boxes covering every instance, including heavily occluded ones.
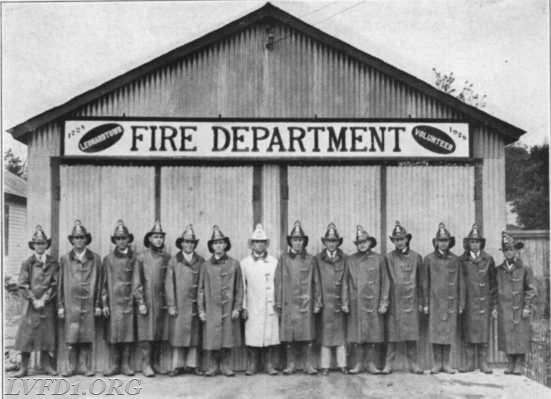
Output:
[411,125,456,154]
[78,123,124,153]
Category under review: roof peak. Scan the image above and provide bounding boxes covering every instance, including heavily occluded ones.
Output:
[8,1,524,143]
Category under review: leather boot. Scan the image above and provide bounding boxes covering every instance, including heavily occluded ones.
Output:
[478,344,492,374]
[245,347,257,376]
[266,346,279,375]
[104,345,121,376]
[513,355,524,375]
[141,342,155,377]
[348,344,363,374]
[82,344,95,377]
[204,351,217,377]
[121,344,135,376]
[283,344,296,375]
[14,352,30,377]
[381,343,395,374]
[220,349,235,377]
[442,345,457,374]
[504,355,515,374]
[41,351,58,376]
[62,345,78,377]
[406,341,423,374]
[459,343,473,373]
[304,343,318,375]
[366,344,382,374]
[430,344,442,374]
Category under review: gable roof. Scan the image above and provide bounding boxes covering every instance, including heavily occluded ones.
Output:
[8,2,524,144]
[4,170,27,199]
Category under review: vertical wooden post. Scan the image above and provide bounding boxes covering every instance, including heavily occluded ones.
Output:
[279,165,289,254]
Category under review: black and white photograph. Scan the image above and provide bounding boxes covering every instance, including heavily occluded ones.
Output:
[2,1,550,397]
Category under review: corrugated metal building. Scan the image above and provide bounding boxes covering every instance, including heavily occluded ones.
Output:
[8,3,525,372]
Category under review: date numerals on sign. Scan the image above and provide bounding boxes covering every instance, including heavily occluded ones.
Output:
[67,124,86,139]
[448,127,467,141]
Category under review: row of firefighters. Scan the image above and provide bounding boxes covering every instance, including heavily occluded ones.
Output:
[13,218,537,378]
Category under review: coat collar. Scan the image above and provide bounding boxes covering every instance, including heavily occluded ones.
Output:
[251,251,268,262]
[176,251,199,266]
[393,247,410,256]
[288,249,307,259]
[461,250,489,262]
[210,253,228,264]
[31,253,53,268]
[70,248,94,261]
[434,249,453,259]
[114,247,133,258]
[321,248,343,263]
[498,256,523,271]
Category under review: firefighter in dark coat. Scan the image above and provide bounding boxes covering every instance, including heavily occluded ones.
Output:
[346,225,389,375]
[58,220,102,377]
[316,223,349,376]
[165,225,205,376]
[495,232,537,375]
[198,225,243,377]
[101,220,137,376]
[458,224,497,374]
[13,225,58,377]
[383,221,424,374]
[424,222,465,374]
[274,221,322,375]
[133,221,171,377]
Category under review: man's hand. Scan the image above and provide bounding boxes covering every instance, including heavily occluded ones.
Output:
[378,304,388,314]
[168,306,177,317]
[341,305,349,314]
[199,311,206,322]
[313,306,321,314]
[522,308,531,319]
[94,307,102,317]
[102,307,110,318]
[459,308,464,315]
[423,306,429,315]
[58,308,65,319]
[138,304,148,315]
[33,298,45,310]
[231,310,240,320]
[241,309,248,320]
[491,308,498,319]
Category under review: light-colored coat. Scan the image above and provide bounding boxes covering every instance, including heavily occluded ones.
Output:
[241,253,280,347]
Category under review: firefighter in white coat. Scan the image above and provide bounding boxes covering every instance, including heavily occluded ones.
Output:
[241,223,280,375]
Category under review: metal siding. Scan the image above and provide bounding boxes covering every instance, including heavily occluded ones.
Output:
[26,123,60,241]
[262,164,281,258]
[71,21,465,120]
[287,166,381,256]
[386,165,475,369]
[58,165,155,373]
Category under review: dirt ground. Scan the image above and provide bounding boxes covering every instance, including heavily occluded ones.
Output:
[4,369,551,399]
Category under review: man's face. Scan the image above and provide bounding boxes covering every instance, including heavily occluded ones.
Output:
[436,239,450,251]
[115,236,129,251]
[504,248,516,260]
[212,239,227,255]
[149,233,164,248]
[356,239,371,253]
[251,240,267,254]
[468,239,481,252]
[182,240,195,254]
[324,239,339,252]
[72,235,87,250]
[33,241,47,255]
[290,237,305,252]
[393,237,407,250]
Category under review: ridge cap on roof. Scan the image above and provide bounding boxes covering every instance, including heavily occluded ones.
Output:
[7,1,524,144]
